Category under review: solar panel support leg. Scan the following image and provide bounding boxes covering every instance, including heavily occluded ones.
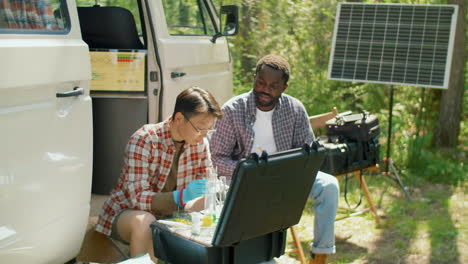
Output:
[384,85,411,201]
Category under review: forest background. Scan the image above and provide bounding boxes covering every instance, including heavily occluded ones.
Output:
[211,0,467,185]
[80,0,466,262]
[209,1,467,262]
[93,0,466,262]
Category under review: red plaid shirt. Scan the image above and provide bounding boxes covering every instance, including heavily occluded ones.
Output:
[96,120,212,236]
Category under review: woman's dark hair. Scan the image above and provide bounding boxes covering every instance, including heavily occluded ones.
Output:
[172,87,223,120]
[255,54,291,84]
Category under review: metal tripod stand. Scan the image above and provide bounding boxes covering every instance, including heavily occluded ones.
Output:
[384,85,411,201]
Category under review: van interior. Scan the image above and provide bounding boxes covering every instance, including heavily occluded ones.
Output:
[63,0,233,261]
[75,1,148,262]
[76,1,149,195]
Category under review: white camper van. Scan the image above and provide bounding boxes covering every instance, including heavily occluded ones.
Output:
[0,0,238,263]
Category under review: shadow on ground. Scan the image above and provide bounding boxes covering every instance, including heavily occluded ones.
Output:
[367,178,460,264]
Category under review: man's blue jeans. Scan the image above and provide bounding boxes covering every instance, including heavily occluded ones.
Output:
[308,171,339,254]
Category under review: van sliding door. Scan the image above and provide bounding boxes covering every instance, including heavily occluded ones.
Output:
[0,1,92,263]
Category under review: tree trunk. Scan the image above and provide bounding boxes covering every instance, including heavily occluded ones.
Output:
[433,0,466,148]
[238,0,258,83]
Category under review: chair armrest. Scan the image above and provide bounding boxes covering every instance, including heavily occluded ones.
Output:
[309,107,339,129]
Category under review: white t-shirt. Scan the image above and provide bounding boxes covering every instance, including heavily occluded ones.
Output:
[251,108,277,155]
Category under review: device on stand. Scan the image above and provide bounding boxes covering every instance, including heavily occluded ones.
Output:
[327,3,459,201]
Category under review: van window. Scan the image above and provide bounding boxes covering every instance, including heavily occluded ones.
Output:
[76,0,146,93]
[76,0,143,39]
[0,0,69,33]
[162,0,216,36]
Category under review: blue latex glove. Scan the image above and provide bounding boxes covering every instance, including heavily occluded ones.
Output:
[173,179,207,207]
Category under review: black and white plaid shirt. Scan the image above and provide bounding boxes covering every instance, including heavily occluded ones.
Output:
[210,90,315,177]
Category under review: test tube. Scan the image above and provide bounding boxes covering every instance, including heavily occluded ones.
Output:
[204,168,217,216]
[214,176,227,217]
[218,176,226,205]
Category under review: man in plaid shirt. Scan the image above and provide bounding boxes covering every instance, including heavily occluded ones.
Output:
[210,55,339,264]
[95,87,222,263]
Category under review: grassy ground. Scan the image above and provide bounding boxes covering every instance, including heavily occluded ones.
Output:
[277,172,468,264]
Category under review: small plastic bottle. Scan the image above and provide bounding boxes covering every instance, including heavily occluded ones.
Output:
[191,212,201,236]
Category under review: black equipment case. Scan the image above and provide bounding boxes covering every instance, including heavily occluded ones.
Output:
[151,143,326,264]
[319,111,381,175]
[325,112,380,141]
[319,138,380,175]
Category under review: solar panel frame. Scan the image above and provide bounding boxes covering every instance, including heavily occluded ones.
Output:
[328,3,458,89]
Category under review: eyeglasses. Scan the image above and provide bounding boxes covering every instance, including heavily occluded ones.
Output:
[182,113,216,136]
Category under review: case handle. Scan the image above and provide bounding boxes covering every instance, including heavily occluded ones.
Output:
[247,152,259,163]
[310,140,326,154]
[302,143,311,153]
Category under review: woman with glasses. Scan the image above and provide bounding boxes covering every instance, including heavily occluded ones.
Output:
[95,87,222,263]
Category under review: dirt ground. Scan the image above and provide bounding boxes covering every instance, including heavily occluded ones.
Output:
[79,178,467,264]
[276,179,468,264]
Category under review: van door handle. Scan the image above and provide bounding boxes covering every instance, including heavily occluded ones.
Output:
[56,87,84,98]
[171,72,186,78]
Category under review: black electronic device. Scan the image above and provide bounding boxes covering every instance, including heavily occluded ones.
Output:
[326,112,380,142]
[319,138,380,175]
[151,142,326,264]
[319,111,380,175]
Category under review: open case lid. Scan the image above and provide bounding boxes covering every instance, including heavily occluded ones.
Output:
[212,142,326,247]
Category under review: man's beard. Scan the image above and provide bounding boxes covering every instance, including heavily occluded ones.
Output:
[253,89,279,109]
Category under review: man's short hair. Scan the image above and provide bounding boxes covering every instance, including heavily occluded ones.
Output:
[172,87,223,119]
[255,54,291,84]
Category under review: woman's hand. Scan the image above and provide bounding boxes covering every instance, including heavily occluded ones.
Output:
[184,196,205,212]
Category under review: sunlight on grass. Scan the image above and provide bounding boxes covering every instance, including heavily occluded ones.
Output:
[277,176,467,264]
[451,184,468,264]
[405,222,430,264]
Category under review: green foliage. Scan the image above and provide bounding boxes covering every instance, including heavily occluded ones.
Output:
[222,0,468,185]
[162,0,216,35]
[408,142,467,185]
[78,1,465,185]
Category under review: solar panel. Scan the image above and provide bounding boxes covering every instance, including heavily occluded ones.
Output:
[328,3,458,89]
